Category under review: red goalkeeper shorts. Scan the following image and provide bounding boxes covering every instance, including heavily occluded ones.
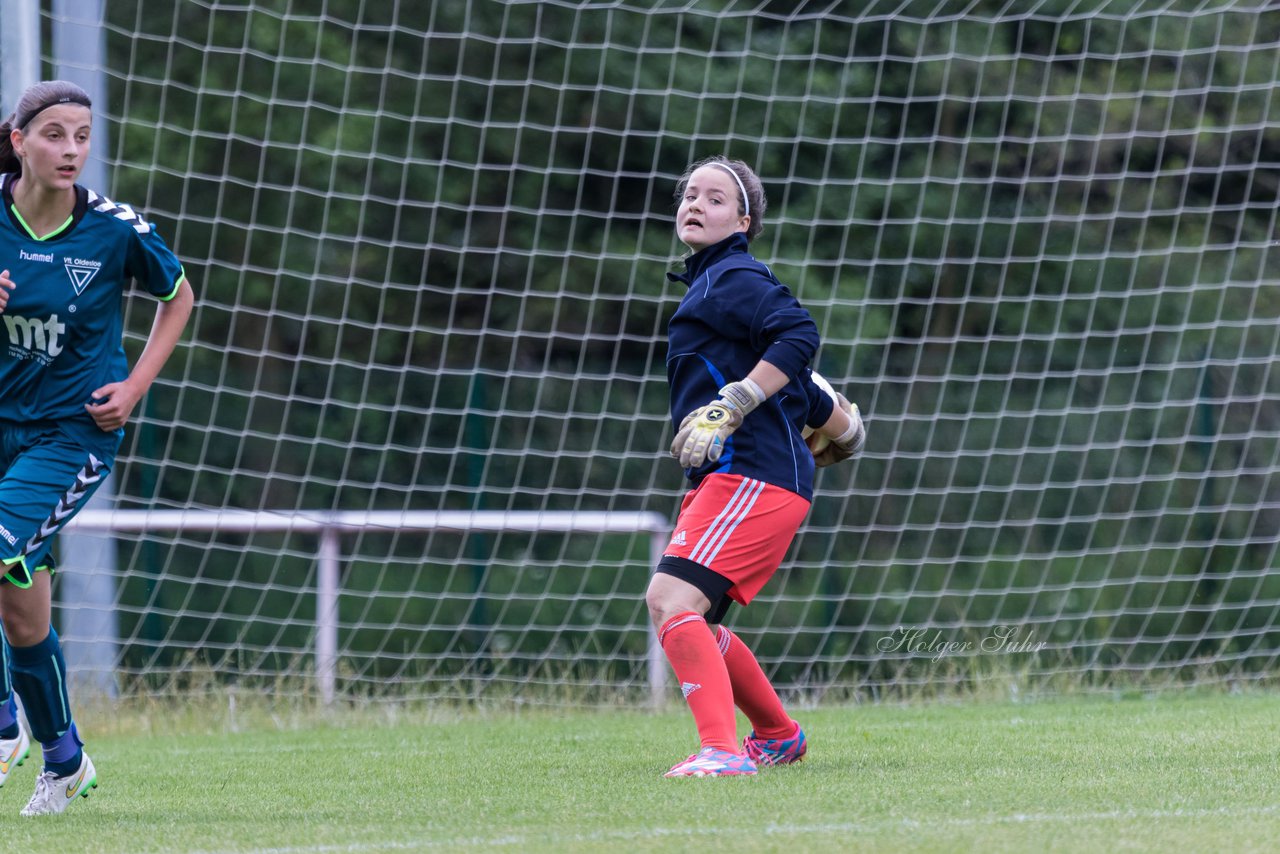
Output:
[661,473,811,608]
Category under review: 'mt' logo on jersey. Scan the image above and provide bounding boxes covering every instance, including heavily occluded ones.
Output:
[4,314,65,364]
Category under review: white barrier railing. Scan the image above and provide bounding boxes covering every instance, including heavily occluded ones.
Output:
[65,510,672,705]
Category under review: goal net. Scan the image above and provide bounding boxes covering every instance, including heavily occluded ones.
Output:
[44,2,1280,703]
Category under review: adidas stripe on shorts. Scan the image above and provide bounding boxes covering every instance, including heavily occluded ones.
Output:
[662,473,810,607]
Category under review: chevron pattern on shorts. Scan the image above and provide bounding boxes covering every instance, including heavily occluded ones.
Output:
[21,454,107,559]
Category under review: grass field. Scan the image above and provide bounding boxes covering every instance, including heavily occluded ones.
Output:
[4,690,1278,852]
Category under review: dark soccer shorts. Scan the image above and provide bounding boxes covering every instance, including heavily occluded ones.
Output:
[0,420,119,587]
[657,473,810,620]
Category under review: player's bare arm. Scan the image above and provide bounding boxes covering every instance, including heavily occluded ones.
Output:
[85,278,194,432]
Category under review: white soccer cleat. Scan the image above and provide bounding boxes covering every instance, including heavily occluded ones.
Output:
[0,726,30,787]
[20,752,97,816]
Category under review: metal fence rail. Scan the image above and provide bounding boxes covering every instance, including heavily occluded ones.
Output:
[66,510,671,705]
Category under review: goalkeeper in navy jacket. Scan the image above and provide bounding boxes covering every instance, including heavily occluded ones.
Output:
[648,156,865,779]
[0,80,194,816]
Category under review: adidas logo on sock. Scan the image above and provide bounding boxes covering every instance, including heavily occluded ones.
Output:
[681,681,701,698]
[671,530,687,546]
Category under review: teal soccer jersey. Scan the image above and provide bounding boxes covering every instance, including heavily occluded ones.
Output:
[0,173,185,425]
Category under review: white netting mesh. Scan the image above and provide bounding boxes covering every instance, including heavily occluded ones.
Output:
[37,2,1280,702]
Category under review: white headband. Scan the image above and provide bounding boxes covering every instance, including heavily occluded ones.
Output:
[711,162,750,218]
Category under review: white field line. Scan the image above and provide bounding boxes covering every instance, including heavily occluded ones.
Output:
[187,803,1280,853]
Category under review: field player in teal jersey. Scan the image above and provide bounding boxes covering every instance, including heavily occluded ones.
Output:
[0,80,194,816]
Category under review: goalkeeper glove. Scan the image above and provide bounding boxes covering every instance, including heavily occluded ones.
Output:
[812,393,866,468]
[670,379,767,468]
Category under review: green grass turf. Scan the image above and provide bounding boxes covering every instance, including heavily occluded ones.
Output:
[3,691,1278,852]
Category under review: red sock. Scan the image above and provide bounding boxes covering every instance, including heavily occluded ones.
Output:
[658,612,738,753]
[716,625,794,740]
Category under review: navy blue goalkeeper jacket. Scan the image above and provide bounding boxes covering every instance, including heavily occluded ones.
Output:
[666,232,834,501]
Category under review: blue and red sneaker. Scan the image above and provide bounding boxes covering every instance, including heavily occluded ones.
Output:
[743,721,807,766]
[664,747,758,778]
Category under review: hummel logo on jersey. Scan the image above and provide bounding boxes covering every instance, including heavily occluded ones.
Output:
[671,530,687,547]
[680,681,702,698]
[64,257,102,295]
